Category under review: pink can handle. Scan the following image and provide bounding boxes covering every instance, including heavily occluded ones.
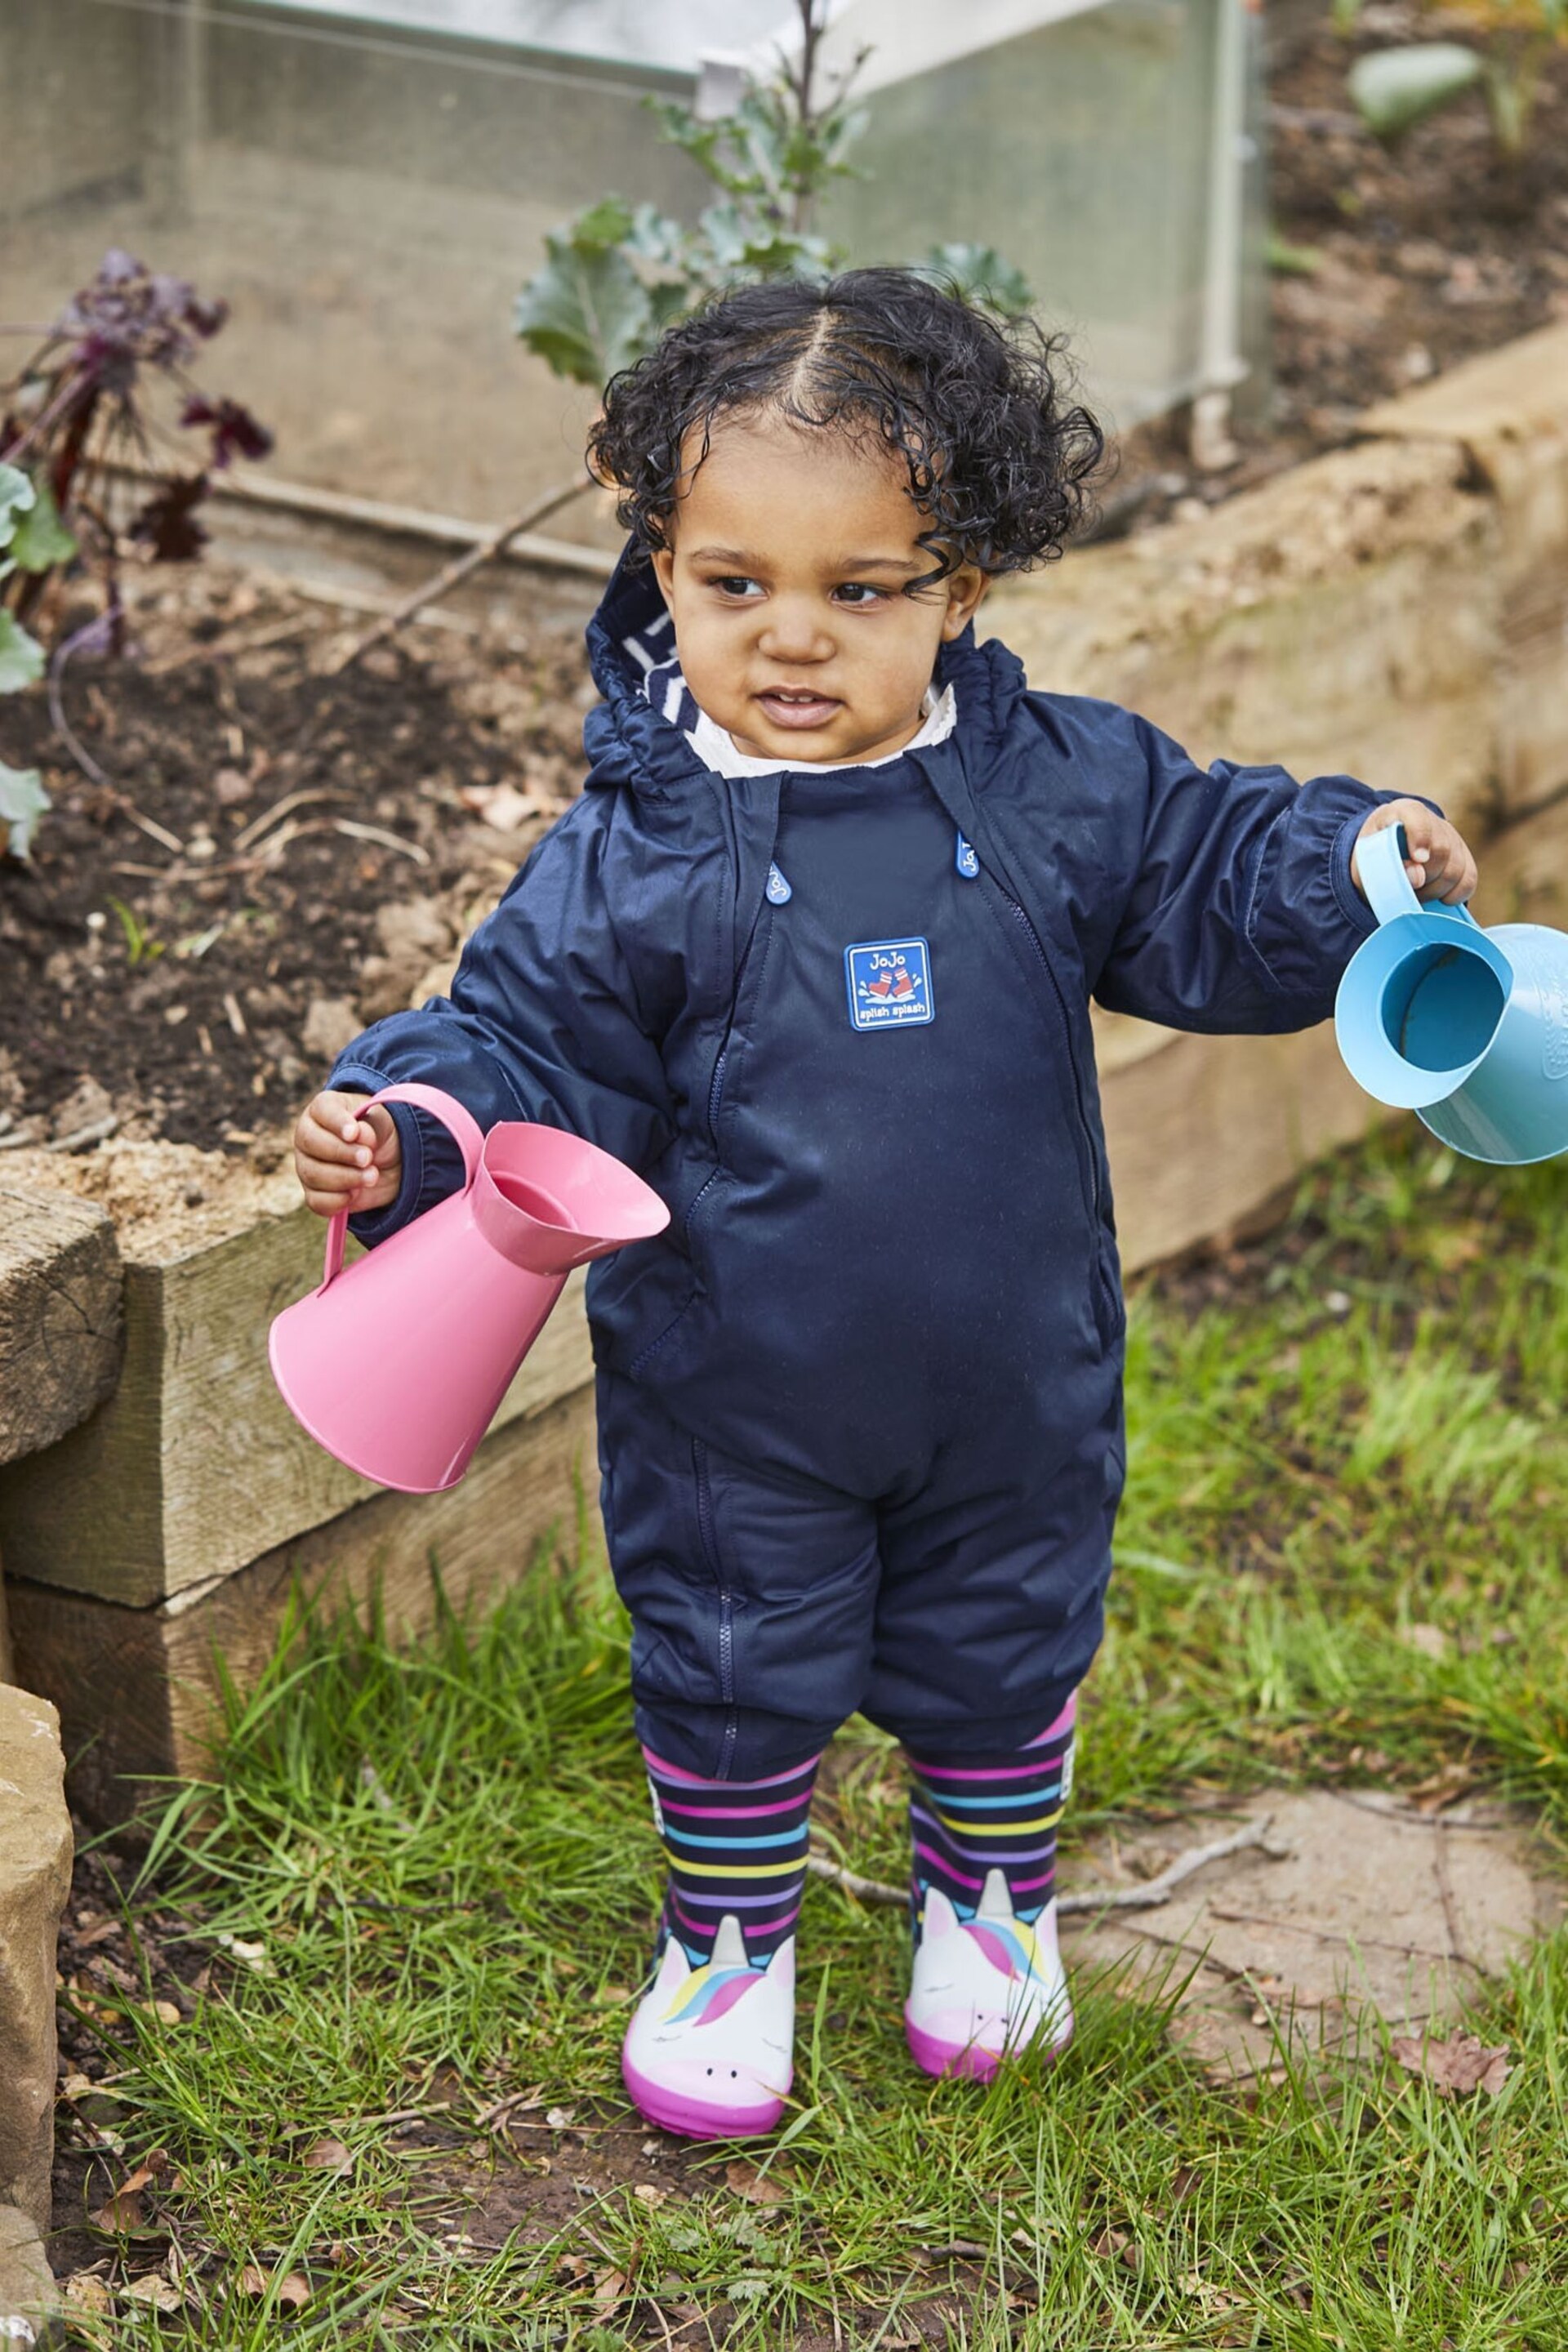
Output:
[319,1082,486,1290]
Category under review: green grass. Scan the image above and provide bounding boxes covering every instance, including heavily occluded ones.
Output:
[56,1130,1568,2347]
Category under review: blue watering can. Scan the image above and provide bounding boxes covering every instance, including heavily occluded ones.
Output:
[1335,821,1568,1165]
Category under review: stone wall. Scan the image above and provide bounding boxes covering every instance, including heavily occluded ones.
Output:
[0,1684,72,2334]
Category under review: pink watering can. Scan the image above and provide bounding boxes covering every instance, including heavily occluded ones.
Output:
[269,1083,669,1493]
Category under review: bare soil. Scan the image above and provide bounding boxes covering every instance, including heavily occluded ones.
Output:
[0,572,587,1157]
[1120,0,1568,506]
[2,0,1566,1159]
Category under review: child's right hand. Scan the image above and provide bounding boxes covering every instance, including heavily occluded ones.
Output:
[294,1089,402,1218]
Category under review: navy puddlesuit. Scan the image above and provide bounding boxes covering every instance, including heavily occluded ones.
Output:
[329,551,1396,1775]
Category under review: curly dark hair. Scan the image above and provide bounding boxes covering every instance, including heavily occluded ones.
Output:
[587,268,1105,588]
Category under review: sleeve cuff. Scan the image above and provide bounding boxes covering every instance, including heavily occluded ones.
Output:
[1329,809,1383,941]
[1329,791,1444,940]
[329,1062,425,1248]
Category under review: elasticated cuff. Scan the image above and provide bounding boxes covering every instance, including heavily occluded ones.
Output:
[328,1062,425,1248]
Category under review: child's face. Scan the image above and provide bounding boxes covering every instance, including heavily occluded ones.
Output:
[651,409,987,765]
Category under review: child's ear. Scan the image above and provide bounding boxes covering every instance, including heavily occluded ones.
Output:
[651,546,677,609]
[941,564,989,642]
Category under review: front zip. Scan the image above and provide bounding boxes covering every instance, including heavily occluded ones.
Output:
[693,1438,739,1774]
[706,1045,728,1141]
[979,874,1102,1221]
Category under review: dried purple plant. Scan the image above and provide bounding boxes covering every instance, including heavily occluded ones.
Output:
[1,247,272,639]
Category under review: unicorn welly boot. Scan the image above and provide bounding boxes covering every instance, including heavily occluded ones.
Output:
[621,1914,795,2140]
[905,1868,1073,2082]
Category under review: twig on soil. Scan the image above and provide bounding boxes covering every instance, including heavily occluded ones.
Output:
[324,473,594,676]
[805,1813,1291,1913]
[232,786,350,853]
[286,578,481,637]
[47,1113,121,1153]
[472,2087,548,2131]
[140,613,318,676]
[47,619,189,857]
[332,817,429,865]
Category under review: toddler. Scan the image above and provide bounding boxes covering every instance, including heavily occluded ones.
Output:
[293,270,1477,2140]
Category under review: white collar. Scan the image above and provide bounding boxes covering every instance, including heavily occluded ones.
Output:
[688,683,958,780]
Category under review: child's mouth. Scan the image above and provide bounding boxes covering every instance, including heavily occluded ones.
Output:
[755,688,841,729]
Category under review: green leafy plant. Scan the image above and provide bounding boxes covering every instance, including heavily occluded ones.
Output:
[106,893,165,967]
[514,0,1033,389]
[1348,0,1567,156]
[0,461,60,858]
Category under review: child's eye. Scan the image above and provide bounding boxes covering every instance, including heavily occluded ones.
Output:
[833,583,889,607]
[709,576,762,599]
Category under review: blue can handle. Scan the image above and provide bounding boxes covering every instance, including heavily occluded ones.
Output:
[1358,819,1477,930]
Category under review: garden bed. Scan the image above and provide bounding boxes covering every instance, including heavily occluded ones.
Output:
[0,572,588,1154]
[1267,0,1568,441]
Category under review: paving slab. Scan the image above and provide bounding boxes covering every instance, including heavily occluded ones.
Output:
[0,1690,73,2235]
[1062,1788,1565,2080]
[0,2204,56,2341]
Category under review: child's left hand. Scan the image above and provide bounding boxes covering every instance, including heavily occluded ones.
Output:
[1352,800,1478,908]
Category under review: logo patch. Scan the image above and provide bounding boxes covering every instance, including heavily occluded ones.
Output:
[844,938,934,1031]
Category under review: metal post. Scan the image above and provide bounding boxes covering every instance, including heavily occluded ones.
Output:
[1191,0,1250,471]
[145,0,207,227]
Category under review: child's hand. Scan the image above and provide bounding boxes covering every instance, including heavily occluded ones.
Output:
[1352,800,1478,907]
[294,1090,402,1218]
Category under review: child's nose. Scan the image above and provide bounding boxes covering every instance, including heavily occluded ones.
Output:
[758,601,833,662]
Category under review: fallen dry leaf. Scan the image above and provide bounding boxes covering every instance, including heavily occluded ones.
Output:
[122,2273,182,2312]
[213,1931,274,1975]
[461,783,544,831]
[143,1998,183,2026]
[1392,2030,1510,2096]
[633,2182,670,2208]
[1179,2270,1249,2314]
[593,2268,630,2316]
[65,1976,123,2029]
[725,2157,790,2205]
[1401,1622,1450,1662]
[59,2073,96,2102]
[302,2135,354,2176]
[91,2151,171,2234]
[62,2271,113,2314]
[545,2105,576,2130]
[278,2272,312,2310]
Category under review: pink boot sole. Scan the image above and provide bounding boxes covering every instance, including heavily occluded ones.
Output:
[621,2050,787,2140]
[905,2012,1074,2082]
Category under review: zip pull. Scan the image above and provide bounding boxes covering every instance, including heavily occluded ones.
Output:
[766,861,793,905]
[955,829,979,880]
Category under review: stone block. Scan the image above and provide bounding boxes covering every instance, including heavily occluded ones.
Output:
[0,1186,122,1468]
[0,1165,592,1609]
[1366,323,1568,815]
[987,436,1503,828]
[0,2205,58,2343]
[0,1687,72,2238]
[7,1380,599,1828]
